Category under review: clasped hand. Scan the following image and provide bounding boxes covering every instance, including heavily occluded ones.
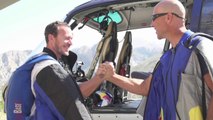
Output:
[96,61,115,80]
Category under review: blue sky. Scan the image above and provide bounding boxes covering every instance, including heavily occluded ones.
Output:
[0,0,91,54]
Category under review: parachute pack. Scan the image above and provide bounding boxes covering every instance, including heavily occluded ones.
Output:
[185,32,213,120]
[3,53,54,120]
[143,32,213,120]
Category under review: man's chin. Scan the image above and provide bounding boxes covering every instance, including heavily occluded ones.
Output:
[157,36,165,40]
[63,51,69,56]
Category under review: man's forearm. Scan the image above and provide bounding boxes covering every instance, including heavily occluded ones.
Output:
[79,75,103,98]
[107,74,151,96]
[207,96,213,120]
[204,73,213,120]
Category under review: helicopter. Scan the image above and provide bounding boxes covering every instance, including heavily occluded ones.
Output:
[3,0,213,120]
[61,0,213,119]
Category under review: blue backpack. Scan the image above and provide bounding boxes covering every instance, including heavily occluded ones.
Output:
[4,53,54,120]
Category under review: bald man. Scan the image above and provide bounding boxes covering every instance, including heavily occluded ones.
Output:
[100,0,213,120]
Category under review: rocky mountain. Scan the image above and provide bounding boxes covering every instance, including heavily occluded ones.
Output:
[0,50,32,90]
[0,45,162,92]
[73,45,96,72]
[131,47,162,72]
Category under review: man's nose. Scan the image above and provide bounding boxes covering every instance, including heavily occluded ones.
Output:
[150,20,154,27]
[66,39,72,45]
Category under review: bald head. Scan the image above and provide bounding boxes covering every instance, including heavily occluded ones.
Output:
[152,0,187,47]
[154,0,186,19]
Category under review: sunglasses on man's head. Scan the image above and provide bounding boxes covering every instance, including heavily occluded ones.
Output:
[152,12,185,21]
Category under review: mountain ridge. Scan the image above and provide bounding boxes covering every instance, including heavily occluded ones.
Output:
[0,45,161,91]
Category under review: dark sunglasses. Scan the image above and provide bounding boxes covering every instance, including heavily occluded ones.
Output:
[152,12,185,21]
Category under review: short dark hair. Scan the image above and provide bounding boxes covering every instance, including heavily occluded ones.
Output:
[44,21,69,43]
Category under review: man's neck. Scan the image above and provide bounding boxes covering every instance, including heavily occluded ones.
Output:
[43,47,58,60]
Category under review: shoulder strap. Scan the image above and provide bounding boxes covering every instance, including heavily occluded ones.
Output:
[185,32,213,48]
[27,53,54,64]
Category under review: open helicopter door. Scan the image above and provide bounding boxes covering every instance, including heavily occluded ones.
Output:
[84,20,119,108]
[98,21,119,103]
[86,20,118,80]
[114,31,132,103]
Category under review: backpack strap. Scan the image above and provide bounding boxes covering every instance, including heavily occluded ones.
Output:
[185,32,213,48]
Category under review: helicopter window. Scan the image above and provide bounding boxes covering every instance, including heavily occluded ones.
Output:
[93,11,122,24]
[199,0,213,35]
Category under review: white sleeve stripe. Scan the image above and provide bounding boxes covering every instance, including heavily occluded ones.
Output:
[31,59,59,96]
[30,59,59,116]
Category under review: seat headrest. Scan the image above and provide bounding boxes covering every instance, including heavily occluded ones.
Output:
[100,21,118,63]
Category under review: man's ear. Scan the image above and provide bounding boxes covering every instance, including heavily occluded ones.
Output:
[48,34,55,42]
[165,13,172,24]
